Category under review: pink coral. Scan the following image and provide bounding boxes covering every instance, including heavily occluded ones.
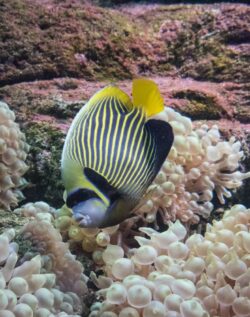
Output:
[159,19,185,43]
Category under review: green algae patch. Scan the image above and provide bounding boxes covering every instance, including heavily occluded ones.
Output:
[36,98,85,119]
[173,90,223,120]
[14,232,34,260]
[0,83,85,121]
[0,209,28,235]
[182,48,250,83]
[235,105,250,124]
[0,86,38,119]
[23,122,65,207]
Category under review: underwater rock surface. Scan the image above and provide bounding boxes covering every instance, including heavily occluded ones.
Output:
[0,1,249,84]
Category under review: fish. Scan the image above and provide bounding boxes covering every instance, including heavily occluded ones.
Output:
[61,78,174,228]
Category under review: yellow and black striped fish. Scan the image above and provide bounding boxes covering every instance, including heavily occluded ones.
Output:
[61,78,173,228]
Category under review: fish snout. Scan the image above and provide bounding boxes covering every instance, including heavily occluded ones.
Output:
[74,213,92,227]
[72,198,107,228]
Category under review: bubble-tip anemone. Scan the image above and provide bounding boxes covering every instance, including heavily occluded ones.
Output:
[0,228,83,316]
[136,107,250,224]
[91,205,250,317]
[0,102,29,209]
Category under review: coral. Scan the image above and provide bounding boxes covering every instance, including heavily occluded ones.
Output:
[20,215,88,296]
[159,19,185,44]
[210,5,250,45]
[0,101,29,209]
[14,201,57,223]
[0,228,83,316]
[136,107,250,224]
[90,204,250,317]
[15,202,88,294]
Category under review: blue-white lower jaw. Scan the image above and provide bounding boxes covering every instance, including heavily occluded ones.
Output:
[72,198,107,228]
[73,210,93,227]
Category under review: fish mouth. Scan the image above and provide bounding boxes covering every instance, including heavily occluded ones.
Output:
[72,198,107,228]
[74,213,93,227]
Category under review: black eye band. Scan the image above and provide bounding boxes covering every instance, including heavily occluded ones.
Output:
[66,188,99,208]
[84,167,121,203]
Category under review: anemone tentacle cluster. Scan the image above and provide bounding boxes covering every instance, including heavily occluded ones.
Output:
[21,219,88,296]
[90,205,250,317]
[136,107,250,224]
[14,201,57,223]
[0,102,29,209]
[53,204,119,252]
[14,202,88,295]
[15,202,119,254]
[0,228,83,316]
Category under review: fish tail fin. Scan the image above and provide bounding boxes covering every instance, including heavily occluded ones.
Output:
[132,78,164,117]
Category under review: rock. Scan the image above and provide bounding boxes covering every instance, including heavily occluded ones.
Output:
[0,2,249,85]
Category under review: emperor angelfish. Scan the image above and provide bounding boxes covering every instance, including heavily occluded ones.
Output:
[61,78,174,228]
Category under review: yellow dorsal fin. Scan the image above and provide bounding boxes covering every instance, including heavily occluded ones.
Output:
[88,85,132,109]
[132,78,164,117]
